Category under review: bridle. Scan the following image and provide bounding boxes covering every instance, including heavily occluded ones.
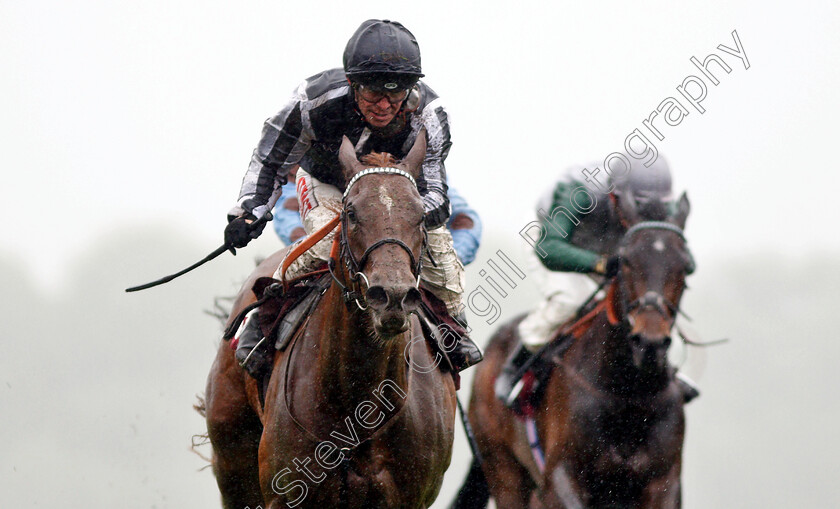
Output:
[613,221,690,326]
[329,166,426,310]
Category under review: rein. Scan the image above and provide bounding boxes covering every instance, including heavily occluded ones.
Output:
[278,164,424,443]
[539,221,689,367]
[524,221,693,482]
[280,214,341,285]
[277,165,431,504]
[567,282,623,335]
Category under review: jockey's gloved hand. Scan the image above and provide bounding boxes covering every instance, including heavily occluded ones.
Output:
[225,214,263,250]
[605,255,622,278]
[595,255,622,278]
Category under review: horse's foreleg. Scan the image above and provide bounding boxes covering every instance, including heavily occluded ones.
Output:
[538,463,586,509]
[450,459,491,509]
[206,350,265,509]
[210,431,263,509]
[481,449,534,509]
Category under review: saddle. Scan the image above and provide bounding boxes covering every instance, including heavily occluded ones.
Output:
[415,286,467,390]
[227,266,465,392]
[222,266,331,347]
[512,289,612,417]
[251,271,332,352]
[225,204,467,397]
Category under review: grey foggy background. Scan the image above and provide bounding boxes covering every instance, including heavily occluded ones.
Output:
[2,1,839,507]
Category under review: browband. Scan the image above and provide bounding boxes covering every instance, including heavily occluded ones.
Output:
[343,167,417,199]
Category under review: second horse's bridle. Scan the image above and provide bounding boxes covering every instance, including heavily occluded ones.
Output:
[614,221,690,325]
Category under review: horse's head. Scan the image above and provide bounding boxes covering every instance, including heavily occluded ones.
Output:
[613,190,694,373]
[336,131,427,338]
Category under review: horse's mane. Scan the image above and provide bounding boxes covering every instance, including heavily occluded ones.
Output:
[360,152,397,167]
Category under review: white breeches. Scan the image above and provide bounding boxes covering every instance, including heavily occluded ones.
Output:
[420,226,466,316]
[517,252,600,350]
[275,169,465,315]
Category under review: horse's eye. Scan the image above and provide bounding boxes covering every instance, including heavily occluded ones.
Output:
[346,209,358,224]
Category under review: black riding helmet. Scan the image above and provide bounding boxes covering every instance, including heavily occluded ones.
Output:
[344,19,423,90]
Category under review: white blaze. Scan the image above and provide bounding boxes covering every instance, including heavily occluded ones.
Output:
[652,238,666,252]
[379,185,394,215]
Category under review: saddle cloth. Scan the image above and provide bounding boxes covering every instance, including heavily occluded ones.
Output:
[251,270,331,351]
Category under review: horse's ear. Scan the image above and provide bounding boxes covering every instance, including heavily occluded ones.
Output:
[339,135,363,181]
[614,190,640,228]
[671,192,690,229]
[400,128,426,180]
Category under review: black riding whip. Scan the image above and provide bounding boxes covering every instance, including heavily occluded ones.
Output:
[456,395,484,465]
[125,212,272,293]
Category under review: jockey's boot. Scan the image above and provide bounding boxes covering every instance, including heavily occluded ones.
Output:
[447,312,483,372]
[676,372,701,403]
[234,310,271,380]
[494,342,534,406]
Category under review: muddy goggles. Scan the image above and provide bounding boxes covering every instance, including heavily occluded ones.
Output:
[354,83,411,105]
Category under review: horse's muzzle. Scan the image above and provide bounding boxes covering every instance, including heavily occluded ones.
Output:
[366,284,421,312]
[366,284,422,336]
[629,333,672,370]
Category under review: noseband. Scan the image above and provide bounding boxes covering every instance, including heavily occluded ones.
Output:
[332,167,426,309]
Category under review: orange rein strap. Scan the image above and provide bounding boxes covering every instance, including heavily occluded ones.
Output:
[564,282,622,339]
[280,213,341,284]
[330,223,341,261]
[604,282,621,326]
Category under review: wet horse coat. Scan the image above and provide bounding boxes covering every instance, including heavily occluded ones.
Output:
[454,193,693,509]
[204,133,457,509]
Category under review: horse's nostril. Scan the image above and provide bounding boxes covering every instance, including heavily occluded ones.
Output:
[402,287,422,313]
[366,286,389,310]
[638,334,670,349]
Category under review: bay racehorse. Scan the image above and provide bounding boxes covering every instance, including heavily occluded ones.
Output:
[203,132,457,508]
[453,192,693,508]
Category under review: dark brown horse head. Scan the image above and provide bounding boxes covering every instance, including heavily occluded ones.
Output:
[614,190,693,373]
[337,130,427,338]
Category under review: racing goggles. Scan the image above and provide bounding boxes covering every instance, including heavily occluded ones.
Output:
[355,83,410,105]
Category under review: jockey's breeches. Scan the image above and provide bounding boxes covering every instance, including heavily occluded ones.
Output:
[517,259,600,350]
[275,169,465,315]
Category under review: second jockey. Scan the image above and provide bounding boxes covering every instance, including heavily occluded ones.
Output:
[495,156,701,406]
